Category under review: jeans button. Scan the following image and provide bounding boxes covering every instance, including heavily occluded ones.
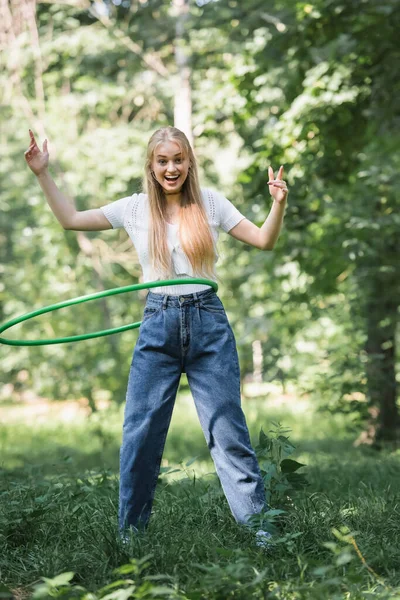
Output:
[179,296,185,301]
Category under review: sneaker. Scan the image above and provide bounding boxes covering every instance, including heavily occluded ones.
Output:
[255,529,273,550]
[119,526,140,547]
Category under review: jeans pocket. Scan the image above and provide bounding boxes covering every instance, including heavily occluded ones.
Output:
[142,305,162,322]
[199,295,226,314]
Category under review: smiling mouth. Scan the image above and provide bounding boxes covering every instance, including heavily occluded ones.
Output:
[165,175,180,182]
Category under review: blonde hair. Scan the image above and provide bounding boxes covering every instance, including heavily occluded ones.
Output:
[144,126,218,282]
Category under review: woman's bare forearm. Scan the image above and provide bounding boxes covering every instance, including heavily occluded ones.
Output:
[36,169,76,229]
[260,199,287,250]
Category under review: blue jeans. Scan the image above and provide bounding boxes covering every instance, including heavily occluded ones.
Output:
[119,288,267,532]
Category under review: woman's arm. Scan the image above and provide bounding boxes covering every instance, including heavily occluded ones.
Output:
[25,131,112,231]
[258,198,287,250]
[229,165,288,250]
[34,169,76,229]
[259,165,288,249]
[36,170,112,230]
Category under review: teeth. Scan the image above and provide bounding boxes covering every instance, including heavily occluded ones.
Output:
[165,175,179,180]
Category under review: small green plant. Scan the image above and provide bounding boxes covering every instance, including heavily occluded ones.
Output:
[192,548,269,599]
[245,422,308,538]
[32,554,186,599]
[307,525,395,599]
[254,421,308,508]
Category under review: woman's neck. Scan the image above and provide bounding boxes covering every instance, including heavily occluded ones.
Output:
[164,191,181,206]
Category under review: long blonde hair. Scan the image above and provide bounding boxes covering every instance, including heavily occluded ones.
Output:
[144,126,218,281]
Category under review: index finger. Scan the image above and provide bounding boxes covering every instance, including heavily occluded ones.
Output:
[276,165,284,180]
[29,129,37,145]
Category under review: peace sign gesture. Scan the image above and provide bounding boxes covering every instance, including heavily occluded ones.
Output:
[24,129,49,176]
[268,165,288,204]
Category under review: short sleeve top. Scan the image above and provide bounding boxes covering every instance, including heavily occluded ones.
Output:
[99,187,246,294]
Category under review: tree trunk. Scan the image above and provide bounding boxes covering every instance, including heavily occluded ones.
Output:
[252,339,263,383]
[364,278,399,444]
[173,0,193,147]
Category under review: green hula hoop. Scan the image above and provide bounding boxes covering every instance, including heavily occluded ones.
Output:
[0,278,218,347]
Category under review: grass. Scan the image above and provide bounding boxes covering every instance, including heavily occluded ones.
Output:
[1,379,400,599]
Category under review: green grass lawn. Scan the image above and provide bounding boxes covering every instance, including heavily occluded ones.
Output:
[1,380,400,599]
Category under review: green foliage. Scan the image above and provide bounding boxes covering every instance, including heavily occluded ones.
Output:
[32,555,185,599]
[1,398,400,599]
[2,0,400,596]
[0,583,14,599]
[222,0,400,435]
[1,0,398,447]
[254,422,308,508]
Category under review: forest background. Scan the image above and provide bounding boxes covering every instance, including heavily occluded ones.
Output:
[1,0,400,598]
[1,0,399,443]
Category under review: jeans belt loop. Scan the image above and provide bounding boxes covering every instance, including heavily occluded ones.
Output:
[162,295,168,310]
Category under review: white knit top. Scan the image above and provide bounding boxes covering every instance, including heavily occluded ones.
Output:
[99,187,246,295]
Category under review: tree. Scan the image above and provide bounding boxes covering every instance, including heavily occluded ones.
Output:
[223,0,400,443]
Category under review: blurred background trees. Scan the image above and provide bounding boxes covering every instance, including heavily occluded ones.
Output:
[0,0,398,444]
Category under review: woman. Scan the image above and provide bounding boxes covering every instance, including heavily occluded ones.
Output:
[24,126,288,546]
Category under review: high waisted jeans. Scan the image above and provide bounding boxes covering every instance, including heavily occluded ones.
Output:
[119,287,267,532]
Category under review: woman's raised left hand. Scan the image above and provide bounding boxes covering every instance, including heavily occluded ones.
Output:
[268,166,288,204]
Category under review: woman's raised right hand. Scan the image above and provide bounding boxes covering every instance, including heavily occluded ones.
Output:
[24,129,49,176]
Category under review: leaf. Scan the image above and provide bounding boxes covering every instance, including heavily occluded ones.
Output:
[145,585,178,595]
[331,526,358,543]
[114,564,140,576]
[100,580,134,593]
[258,428,270,449]
[312,565,333,577]
[261,463,278,478]
[144,575,174,582]
[185,456,200,467]
[336,550,354,566]
[286,472,309,488]
[323,542,339,553]
[42,572,75,587]
[100,584,135,600]
[32,584,53,599]
[274,482,290,494]
[264,508,286,517]
[277,436,296,456]
[159,467,181,475]
[280,459,306,473]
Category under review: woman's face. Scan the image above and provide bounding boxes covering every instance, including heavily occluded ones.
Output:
[151,140,190,195]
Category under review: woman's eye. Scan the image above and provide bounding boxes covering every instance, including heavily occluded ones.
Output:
[158,158,182,165]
